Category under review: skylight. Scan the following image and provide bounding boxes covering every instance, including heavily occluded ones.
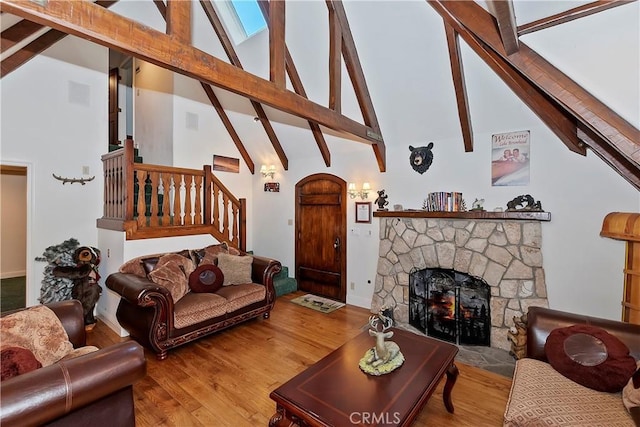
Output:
[230,0,266,39]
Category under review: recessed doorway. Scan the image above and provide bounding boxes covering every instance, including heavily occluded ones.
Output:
[1,165,27,312]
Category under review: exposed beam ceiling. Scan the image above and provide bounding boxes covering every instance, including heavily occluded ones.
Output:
[257,0,332,167]
[444,23,473,152]
[327,0,386,171]
[198,0,288,170]
[429,0,639,189]
[517,0,636,36]
[0,0,386,171]
[1,0,118,77]
[488,0,519,54]
[153,0,256,173]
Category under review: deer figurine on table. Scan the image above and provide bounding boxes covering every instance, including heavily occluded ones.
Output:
[360,311,405,375]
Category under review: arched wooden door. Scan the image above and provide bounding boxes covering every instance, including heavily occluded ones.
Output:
[295,174,346,302]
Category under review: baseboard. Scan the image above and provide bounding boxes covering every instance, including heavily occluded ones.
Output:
[96,314,130,338]
[346,294,372,310]
[0,270,26,279]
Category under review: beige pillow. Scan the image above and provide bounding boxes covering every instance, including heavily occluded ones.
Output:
[191,243,229,266]
[217,253,253,286]
[0,305,73,367]
[147,253,195,302]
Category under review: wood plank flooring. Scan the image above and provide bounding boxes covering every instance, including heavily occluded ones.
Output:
[88,292,512,426]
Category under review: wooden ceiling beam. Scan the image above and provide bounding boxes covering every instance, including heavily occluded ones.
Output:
[166,0,191,44]
[1,1,117,77]
[578,127,640,190]
[326,0,385,171]
[268,0,286,89]
[1,19,44,52]
[518,0,636,36]
[199,0,288,170]
[258,0,331,167]
[151,0,254,173]
[444,23,473,152]
[328,7,342,113]
[0,0,382,147]
[487,0,519,55]
[429,0,638,168]
[1,28,65,76]
[444,16,585,155]
[201,83,256,174]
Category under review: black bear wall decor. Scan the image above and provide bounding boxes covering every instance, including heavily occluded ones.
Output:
[408,142,434,174]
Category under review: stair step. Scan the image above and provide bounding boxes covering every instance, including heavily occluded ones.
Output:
[273,266,296,297]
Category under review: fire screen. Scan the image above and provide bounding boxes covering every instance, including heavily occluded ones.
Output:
[409,268,490,346]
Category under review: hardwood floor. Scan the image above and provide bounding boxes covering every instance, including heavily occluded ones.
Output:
[88,292,512,426]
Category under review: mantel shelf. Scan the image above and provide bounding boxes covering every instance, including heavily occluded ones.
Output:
[372,210,551,221]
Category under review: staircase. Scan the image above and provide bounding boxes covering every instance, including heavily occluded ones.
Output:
[273,266,297,297]
[98,139,247,249]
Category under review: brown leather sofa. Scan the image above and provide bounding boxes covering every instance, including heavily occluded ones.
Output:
[1,300,146,427]
[504,306,640,426]
[106,252,281,360]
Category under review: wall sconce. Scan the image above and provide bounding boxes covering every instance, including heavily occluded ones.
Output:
[348,182,371,200]
[260,164,276,179]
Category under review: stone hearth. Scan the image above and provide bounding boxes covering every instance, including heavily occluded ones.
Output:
[372,217,549,351]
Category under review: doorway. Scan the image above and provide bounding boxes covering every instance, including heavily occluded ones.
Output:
[0,165,27,311]
[295,174,347,302]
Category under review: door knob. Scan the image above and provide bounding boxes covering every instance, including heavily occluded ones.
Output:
[333,237,341,249]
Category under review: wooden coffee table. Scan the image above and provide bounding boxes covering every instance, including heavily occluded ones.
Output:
[269,328,459,426]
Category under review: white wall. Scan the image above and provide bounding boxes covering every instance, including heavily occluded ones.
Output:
[1,36,108,307]
[134,60,174,165]
[0,172,27,278]
[245,1,640,319]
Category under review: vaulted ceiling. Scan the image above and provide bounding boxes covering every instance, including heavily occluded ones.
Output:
[1,0,638,189]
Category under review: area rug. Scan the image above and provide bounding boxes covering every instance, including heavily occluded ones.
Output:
[290,294,345,314]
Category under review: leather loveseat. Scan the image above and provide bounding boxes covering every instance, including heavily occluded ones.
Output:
[504,306,640,426]
[1,300,146,427]
[106,246,281,360]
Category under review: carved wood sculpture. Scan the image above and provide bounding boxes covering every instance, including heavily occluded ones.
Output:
[508,313,528,359]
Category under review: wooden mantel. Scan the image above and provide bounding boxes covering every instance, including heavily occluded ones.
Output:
[600,212,640,325]
[373,210,551,221]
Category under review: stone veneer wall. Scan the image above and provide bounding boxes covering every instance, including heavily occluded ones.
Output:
[372,217,549,351]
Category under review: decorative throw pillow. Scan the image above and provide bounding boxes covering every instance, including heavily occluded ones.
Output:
[545,324,637,392]
[1,346,42,381]
[0,305,73,367]
[623,361,640,414]
[140,256,160,276]
[217,253,253,286]
[191,243,229,266]
[147,253,195,302]
[188,264,224,293]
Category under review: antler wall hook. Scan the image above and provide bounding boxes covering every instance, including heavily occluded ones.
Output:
[52,174,95,185]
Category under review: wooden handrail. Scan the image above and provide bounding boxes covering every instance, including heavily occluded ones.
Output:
[98,139,246,250]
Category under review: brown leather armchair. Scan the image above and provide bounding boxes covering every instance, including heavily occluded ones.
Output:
[1,300,147,427]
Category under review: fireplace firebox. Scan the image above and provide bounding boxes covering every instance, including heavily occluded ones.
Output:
[410,268,491,346]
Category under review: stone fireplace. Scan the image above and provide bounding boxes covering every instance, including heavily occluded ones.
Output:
[372,215,549,351]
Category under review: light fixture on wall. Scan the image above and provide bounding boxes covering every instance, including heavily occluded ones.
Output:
[348,182,371,200]
[260,164,276,179]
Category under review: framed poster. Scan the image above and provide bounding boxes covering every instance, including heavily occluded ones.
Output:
[355,202,372,223]
[491,130,530,186]
[213,155,240,173]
